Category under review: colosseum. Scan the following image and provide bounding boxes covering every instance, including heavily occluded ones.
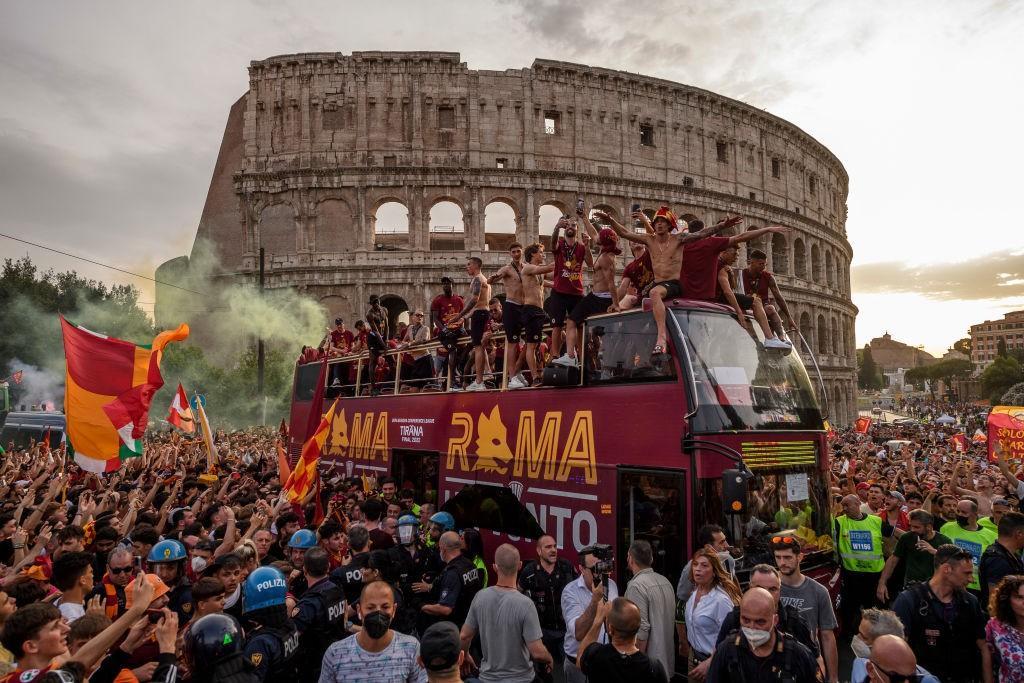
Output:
[158,51,858,425]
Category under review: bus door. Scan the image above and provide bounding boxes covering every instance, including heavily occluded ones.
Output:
[391,449,440,509]
[617,468,687,589]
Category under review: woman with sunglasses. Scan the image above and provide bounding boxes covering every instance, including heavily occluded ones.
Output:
[985,575,1024,683]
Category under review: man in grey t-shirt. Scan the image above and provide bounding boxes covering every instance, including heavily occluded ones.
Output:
[461,544,553,683]
[774,540,839,683]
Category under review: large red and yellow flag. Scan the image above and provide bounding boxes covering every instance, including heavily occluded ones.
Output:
[988,405,1024,462]
[166,384,195,434]
[282,399,338,502]
[61,316,189,473]
[854,416,872,434]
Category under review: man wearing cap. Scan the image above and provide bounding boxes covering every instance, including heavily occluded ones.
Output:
[595,207,742,358]
[553,210,619,369]
[419,621,466,683]
[400,310,432,393]
[879,490,911,557]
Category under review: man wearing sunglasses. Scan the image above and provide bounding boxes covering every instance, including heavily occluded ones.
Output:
[862,634,939,683]
[88,546,135,620]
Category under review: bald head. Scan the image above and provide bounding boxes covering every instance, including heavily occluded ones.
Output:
[607,597,641,640]
[439,531,462,552]
[494,544,520,577]
[841,494,863,517]
[870,634,918,677]
[739,587,777,634]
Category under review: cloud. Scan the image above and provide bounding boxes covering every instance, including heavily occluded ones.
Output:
[852,251,1024,300]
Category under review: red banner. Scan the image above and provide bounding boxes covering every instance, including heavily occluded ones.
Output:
[988,406,1024,462]
[855,416,872,434]
[950,433,968,453]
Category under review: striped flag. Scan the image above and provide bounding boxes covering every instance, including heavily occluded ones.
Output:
[166,384,196,434]
[282,399,338,502]
[61,316,188,473]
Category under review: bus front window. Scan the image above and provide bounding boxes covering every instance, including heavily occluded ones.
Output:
[673,310,823,432]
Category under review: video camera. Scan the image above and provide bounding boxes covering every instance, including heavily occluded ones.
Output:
[581,543,614,595]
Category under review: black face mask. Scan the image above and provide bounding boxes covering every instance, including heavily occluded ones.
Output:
[362,610,391,639]
[956,515,970,527]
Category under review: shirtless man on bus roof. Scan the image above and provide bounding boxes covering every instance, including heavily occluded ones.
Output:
[456,257,492,392]
[553,210,622,368]
[595,207,743,357]
[520,243,556,387]
[488,242,529,389]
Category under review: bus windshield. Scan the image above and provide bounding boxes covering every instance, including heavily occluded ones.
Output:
[695,466,833,573]
[674,310,823,432]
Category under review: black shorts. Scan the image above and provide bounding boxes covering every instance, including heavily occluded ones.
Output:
[650,280,683,299]
[502,300,524,343]
[411,354,433,381]
[470,310,491,347]
[569,293,613,325]
[547,290,583,327]
[366,332,387,352]
[718,293,755,310]
[523,305,547,344]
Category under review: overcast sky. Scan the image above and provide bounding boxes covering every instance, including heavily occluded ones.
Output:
[2,0,1021,355]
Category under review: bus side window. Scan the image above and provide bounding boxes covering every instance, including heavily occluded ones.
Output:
[586,313,676,385]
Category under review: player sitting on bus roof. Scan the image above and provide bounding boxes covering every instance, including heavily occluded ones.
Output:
[742,249,798,345]
[553,210,619,369]
[595,207,742,359]
[617,242,653,311]
[520,243,556,388]
[717,245,792,350]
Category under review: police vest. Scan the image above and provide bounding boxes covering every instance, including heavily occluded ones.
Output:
[938,522,996,590]
[835,514,884,573]
[296,580,347,679]
[903,582,981,680]
[442,555,483,624]
[249,624,300,680]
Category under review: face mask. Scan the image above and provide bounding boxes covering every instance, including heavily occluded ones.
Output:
[398,525,415,546]
[362,610,391,639]
[741,627,772,647]
[191,556,208,573]
[851,634,871,659]
[956,515,970,527]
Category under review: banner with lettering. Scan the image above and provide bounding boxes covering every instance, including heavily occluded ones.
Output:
[988,406,1024,462]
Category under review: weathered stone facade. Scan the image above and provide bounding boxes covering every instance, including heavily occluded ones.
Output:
[158,51,858,425]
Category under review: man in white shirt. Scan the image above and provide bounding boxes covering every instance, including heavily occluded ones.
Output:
[560,546,619,683]
[51,551,94,624]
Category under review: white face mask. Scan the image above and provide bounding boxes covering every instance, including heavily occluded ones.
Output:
[741,627,772,647]
[851,634,871,659]
[191,556,208,573]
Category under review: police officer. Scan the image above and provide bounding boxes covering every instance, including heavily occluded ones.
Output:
[519,534,578,678]
[291,546,346,682]
[242,566,300,681]
[420,530,482,630]
[331,524,371,606]
[148,539,195,625]
[184,613,260,683]
[426,511,455,548]
[286,528,317,599]
[393,514,442,630]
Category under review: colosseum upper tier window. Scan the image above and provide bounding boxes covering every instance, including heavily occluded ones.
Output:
[544,111,560,135]
[716,142,728,163]
[438,106,455,129]
[771,157,781,178]
[640,124,654,147]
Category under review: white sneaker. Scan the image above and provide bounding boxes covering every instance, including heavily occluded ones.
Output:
[466,381,486,391]
[552,353,579,367]
[508,376,527,390]
[764,337,792,350]
[514,373,528,386]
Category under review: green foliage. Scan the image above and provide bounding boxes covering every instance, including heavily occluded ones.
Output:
[953,337,972,355]
[858,345,883,390]
[1002,381,1024,406]
[905,358,974,396]
[982,356,1024,404]
[998,338,1008,358]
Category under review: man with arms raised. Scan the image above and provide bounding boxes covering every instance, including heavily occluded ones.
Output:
[489,242,530,389]
[596,207,742,357]
[519,243,556,387]
[454,257,493,392]
[548,216,592,359]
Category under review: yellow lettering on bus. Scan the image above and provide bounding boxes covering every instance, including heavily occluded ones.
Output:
[326,409,349,457]
[372,412,389,462]
[513,411,562,480]
[350,412,375,460]
[473,406,513,474]
[447,413,473,471]
[555,411,597,485]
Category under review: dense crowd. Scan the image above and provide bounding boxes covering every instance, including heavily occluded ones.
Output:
[299,204,799,394]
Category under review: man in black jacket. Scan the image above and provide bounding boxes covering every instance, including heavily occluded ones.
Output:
[979,511,1024,610]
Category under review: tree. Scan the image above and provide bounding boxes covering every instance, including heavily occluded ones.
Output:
[998,338,1008,358]
[1003,381,1024,406]
[953,337,972,355]
[858,345,883,390]
[906,358,974,399]
[981,356,1024,404]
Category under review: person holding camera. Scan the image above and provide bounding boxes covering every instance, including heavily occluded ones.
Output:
[559,545,619,683]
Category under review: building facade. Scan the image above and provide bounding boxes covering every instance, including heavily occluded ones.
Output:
[970,310,1024,371]
[158,51,858,425]
[864,332,936,374]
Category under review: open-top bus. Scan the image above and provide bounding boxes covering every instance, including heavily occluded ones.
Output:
[288,299,835,591]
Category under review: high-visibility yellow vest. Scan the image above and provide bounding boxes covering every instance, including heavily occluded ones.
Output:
[835,514,884,573]
[938,521,996,590]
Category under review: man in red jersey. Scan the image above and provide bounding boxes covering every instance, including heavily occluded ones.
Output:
[741,248,798,343]
[548,216,592,359]
[431,276,467,387]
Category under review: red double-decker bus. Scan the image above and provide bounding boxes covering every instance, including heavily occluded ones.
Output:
[288,300,836,589]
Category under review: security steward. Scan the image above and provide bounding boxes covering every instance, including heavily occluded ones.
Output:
[148,539,195,625]
[184,613,260,683]
[242,566,300,681]
[286,528,317,600]
[707,587,821,682]
[419,530,483,631]
[392,514,442,633]
[519,534,578,674]
[331,524,371,606]
[291,547,346,682]
[834,494,884,636]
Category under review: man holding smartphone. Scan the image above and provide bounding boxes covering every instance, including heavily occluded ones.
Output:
[876,509,950,604]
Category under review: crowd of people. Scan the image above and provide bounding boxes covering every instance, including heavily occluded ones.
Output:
[298,204,800,394]
[0,401,1022,682]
